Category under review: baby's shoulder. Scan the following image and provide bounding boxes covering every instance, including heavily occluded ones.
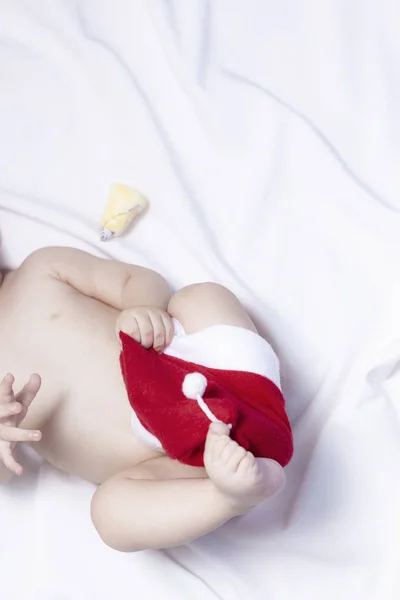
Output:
[18,247,60,276]
[1,249,65,305]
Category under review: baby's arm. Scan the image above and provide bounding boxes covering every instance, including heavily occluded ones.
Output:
[91,424,285,551]
[20,247,171,311]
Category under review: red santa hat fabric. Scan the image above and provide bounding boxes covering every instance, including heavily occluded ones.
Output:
[119,326,293,468]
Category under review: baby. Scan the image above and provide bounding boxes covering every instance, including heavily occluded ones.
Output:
[0,247,289,551]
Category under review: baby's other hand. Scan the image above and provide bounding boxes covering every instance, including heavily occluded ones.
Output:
[117,307,174,353]
[0,373,42,476]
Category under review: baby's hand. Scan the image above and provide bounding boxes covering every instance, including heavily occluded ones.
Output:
[117,306,174,353]
[0,373,42,476]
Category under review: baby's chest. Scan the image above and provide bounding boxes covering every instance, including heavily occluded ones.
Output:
[0,285,121,389]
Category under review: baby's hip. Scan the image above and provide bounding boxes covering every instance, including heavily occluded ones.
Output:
[22,375,160,483]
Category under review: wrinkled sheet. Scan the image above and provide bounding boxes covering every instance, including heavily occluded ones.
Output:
[0,1,400,598]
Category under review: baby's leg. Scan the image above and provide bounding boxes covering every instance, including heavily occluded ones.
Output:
[91,283,285,552]
[168,282,257,334]
[169,283,285,522]
[91,428,284,552]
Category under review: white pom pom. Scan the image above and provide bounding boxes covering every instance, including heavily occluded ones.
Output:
[182,372,207,399]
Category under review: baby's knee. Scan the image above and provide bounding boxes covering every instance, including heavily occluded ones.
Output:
[91,486,111,547]
[90,480,131,553]
[169,282,233,312]
[168,282,257,334]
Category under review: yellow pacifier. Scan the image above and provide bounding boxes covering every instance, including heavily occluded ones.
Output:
[100,183,148,241]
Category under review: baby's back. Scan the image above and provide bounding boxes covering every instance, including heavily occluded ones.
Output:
[0,267,158,482]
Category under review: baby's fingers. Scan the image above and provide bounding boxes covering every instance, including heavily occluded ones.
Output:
[162,314,174,347]
[1,447,23,476]
[15,373,41,409]
[136,315,154,349]
[0,425,41,443]
[149,315,167,353]
[117,314,141,343]
[0,402,21,420]
[0,373,15,401]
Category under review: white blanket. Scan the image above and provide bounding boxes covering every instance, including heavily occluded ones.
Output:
[1,1,400,598]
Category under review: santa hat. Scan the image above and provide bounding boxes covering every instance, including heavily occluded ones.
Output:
[119,332,293,468]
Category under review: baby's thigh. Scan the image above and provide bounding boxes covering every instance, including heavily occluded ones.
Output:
[117,456,207,482]
[94,457,206,495]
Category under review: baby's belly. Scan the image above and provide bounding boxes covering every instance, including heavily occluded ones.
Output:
[32,374,159,484]
[15,304,160,483]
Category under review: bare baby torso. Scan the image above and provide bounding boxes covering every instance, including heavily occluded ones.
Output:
[0,269,160,483]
